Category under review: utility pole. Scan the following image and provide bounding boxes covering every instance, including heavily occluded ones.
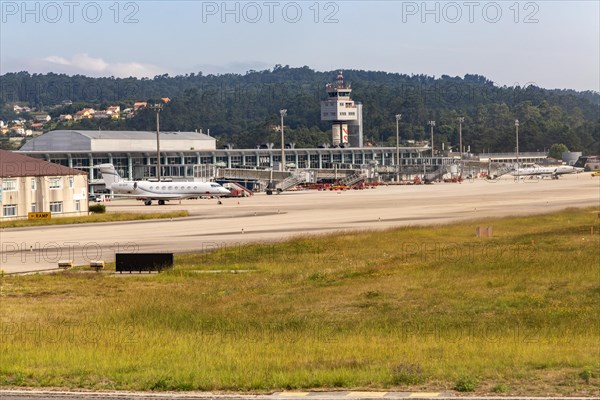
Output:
[395,114,402,181]
[150,103,164,181]
[280,109,287,171]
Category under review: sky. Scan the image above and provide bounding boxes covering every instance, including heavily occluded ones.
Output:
[1,0,598,91]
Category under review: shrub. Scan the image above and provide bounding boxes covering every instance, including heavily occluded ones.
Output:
[492,383,509,393]
[89,204,106,214]
[454,376,478,392]
[580,368,594,384]
[391,363,425,385]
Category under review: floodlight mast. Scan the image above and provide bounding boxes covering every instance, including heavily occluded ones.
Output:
[280,109,287,171]
[457,117,465,158]
[515,119,520,181]
[150,103,164,181]
[428,120,436,157]
[395,114,402,181]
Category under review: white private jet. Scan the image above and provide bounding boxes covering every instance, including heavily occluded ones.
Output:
[510,164,584,179]
[98,164,230,205]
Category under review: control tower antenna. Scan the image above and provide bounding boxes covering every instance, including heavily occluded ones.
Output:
[336,70,345,87]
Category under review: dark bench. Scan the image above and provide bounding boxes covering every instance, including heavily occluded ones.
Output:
[58,260,73,270]
[116,253,174,273]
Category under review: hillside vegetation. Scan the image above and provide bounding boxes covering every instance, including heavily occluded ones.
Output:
[1,66,599,152]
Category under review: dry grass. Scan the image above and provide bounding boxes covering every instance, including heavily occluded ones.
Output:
[0,207,598,395]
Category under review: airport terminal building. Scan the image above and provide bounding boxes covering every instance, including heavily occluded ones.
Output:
[0,149,89,219]
[17,130,549,190]
[18,130,442,181]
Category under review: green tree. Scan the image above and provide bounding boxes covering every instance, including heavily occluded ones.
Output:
[548,143,569,159]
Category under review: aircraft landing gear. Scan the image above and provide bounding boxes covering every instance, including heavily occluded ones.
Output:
[158,200,166,205]
[144,200,152,206]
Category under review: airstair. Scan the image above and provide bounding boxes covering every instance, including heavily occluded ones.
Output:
[223,182,254,197]
[339,171,367,186]
[424,166,447,182]
[488,163,515,180]
[275,172,308,192]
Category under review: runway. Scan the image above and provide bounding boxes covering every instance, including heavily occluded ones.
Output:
[1,175,598,274]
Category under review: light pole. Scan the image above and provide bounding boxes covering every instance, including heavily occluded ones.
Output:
[149,103,163,181]
[515,119,520,181]
[395,114,402,181]
[428,120,436,157]
[280,109,287,171]
[457,117,464,158]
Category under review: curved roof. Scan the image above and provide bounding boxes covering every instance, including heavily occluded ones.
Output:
[19,130,216,152]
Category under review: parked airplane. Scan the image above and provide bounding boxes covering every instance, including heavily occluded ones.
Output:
[98,164,230,205]
[510,164,584,179]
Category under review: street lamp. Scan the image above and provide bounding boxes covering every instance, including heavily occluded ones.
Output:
[457,117,465,158]
[149,103,164,181]
[280,109,287,171]
[395,114,402,181]
[428,120,436,157]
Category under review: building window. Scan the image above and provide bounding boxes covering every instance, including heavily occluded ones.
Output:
[31,203,37,212]
[75,200,81,212]
[2,205,17,217]
[2,179,17,191]
[49,177,61,189]
[50,201,63,213]
[31,179,37,190]
[69,176,74,188]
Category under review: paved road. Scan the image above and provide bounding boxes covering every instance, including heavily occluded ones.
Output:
[1,175,598,274]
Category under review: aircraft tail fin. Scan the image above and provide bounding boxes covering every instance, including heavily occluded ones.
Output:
[98,163,121,186]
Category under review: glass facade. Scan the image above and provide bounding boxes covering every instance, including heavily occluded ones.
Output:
[21,148,478,184]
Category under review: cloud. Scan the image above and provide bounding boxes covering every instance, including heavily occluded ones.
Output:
[27,53,167,78]
[3,55,273,78]
[42,55,71,66]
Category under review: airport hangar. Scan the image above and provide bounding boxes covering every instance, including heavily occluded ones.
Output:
[17,130,548,188]
[0,149,89,219]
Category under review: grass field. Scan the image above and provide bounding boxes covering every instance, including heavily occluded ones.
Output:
[0,208,598,395]
[0,211,189,228]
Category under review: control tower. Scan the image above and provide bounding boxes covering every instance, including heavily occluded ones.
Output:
[321,71,363,147]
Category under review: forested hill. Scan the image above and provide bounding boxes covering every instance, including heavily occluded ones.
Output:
[1,66,599,153]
